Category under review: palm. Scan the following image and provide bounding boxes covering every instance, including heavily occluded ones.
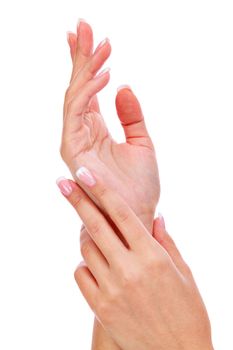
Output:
[65,105,160,231]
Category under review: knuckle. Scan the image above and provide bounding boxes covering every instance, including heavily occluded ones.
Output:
[114,205,130,224]
[89,221,102,238]
[97,186,108,200]
[72,193,83,210]
[120,270,139,288]
[97,301,111,323]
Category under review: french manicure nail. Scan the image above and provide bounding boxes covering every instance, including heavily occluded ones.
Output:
[76,166,96,187]
[158,212,166,230]
[95,67,111,79]
[77,18,86,33]
[117,84,131,92]
[94,37,110,53]
[77,261,87,268]
[56,177,73,196]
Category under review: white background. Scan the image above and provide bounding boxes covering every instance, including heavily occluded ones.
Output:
[0,0,232,348]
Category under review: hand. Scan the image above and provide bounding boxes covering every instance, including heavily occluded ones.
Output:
[57,174,214,350]
[61,20,160,232]
[64,20,122,350]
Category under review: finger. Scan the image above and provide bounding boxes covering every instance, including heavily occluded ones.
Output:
[75,167,159,253]
[74,261,99,311]
[66,38,111,104]
[71,19,94,83]
[65,21,102,114]
[115,86,154,148]
[56,177,127,265]
[153,214,191,276]
[64,68,110,134]
[66,31,77,63]
[80,227,110,289]
[63,40,111,127]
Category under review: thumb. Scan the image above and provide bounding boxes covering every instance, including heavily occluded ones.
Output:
[153,214,191,277]
[115,86,154,148]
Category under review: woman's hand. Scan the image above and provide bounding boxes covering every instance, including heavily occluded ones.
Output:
[57,173,214,350]
[61,20,160,232]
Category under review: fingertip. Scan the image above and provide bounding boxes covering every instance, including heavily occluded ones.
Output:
[158,213,166,230]
[153,216,166,243]
[94,67,111,80]
[66,31,71,45]
[76,166,97,187]
[56,177,73,196]
[117,84,132,93]
[66,31,77,45]
[77,18,87,34]
[76,19,94,56]
[74,261,86,275]
[94,37,111,54]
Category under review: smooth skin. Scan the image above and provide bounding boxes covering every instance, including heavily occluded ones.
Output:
[63,19,160,349]
[57,174,214,350]
[61,19,160,234]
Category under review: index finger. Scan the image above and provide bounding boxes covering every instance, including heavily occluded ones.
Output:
[56,177,127,265]
[75,167,157,252]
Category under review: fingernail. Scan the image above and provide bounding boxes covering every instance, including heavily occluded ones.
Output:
[66,31,72,44]
[76,166,96,187]
[77,18,86,33]
[117,84,131,92]
[158,212,166,230]
[95,67,111,79]
[77,261,87,268]
[94,37,110,53]
[56,177,73,196]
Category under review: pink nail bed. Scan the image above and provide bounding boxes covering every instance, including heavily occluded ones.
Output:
[56,177,73,196]
[76,166,96,187]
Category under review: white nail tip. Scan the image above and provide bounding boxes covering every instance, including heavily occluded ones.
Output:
[96,67,111,78]
[117,84,131,92]
[56,176,67,185]
[99,37,110,48]
[76,166,87,177]
[77,18,86,26]
[76,166,96,186]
